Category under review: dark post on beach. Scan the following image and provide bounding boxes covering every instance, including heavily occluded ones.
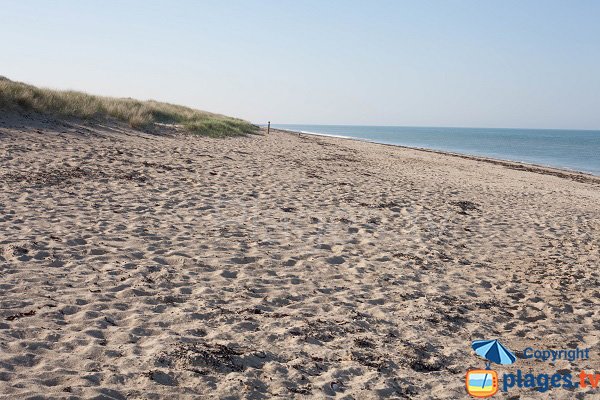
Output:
[267,121,270,135]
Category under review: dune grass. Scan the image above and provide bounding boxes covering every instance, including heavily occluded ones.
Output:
[0,76,258,137]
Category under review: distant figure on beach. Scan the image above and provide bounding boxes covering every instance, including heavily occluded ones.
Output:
[267,121,270,135]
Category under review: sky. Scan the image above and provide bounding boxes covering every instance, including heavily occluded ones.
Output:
[1,0,599,129]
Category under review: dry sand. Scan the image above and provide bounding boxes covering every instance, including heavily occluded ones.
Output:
[1,114,599,399]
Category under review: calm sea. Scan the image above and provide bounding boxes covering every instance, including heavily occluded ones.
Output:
[270,124,600,176]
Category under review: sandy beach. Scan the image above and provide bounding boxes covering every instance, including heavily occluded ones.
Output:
[1,115,599,399]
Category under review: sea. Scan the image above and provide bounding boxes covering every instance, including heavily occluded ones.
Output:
[269,124,600,176]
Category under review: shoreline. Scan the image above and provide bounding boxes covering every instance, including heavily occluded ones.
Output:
[271,127,600,184]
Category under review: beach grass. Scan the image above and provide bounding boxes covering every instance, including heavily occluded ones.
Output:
[0,76,258,137]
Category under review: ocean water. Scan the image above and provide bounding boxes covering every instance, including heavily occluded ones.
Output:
[270,124,600,176]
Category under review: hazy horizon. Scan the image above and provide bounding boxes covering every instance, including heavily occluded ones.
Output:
[269,123,600,132]
[1,0,599,130]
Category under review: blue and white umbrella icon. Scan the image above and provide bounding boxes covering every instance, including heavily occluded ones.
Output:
[472,339,516,365]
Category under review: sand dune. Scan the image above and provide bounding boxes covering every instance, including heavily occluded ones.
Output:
[1,115,599,399]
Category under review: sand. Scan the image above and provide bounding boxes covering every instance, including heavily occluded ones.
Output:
[1,114,599,399]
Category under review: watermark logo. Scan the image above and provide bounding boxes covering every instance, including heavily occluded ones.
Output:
[466,339,598,396]
[466,339,515,398]
[466,369,498,398]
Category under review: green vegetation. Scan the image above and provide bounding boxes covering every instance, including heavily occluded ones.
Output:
[0,76,258,137]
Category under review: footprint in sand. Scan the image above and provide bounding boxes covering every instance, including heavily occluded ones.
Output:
[220,270,238,279]
[326,256,345,265]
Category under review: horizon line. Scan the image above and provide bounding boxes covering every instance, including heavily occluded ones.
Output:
[262,123,600,132]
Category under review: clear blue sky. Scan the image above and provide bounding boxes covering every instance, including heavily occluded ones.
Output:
[1,0,599,129]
